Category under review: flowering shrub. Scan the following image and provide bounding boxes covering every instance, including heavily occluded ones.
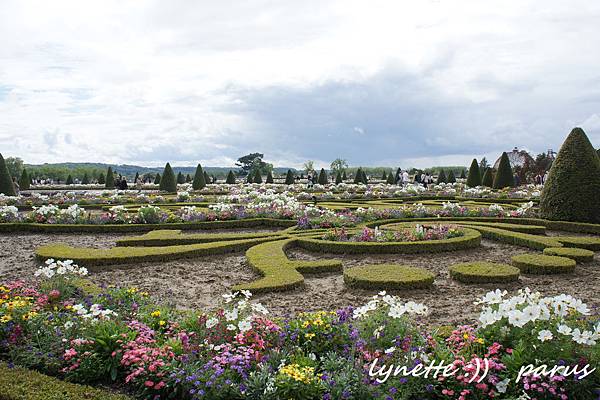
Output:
[322,225,463,242]
[0,205,19,222]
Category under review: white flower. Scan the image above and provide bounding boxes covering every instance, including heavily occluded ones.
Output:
[226,324,237,331]
[384,347,396,354]
[238,319,252,332]
[206,317,219,329]
[224,309,238,321]
[250,303,269,315]
[496,378,510,393]
[537,329,553,342]
[557,324,573,336]
[508,310,529,328]
[572,329,596,345]
[64,321,74,329]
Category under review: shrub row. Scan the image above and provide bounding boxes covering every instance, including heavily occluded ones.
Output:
[511,254,576,274]
[382,220,546,235]
[543,247,595,263]
[553,236,600,251]
[295,228,481,254]
[457,225,561,250]
[0,218,297,233]
[0,363,131,400]
[233,239,343,293]
[116,229,288,247]
[35,237,279,268]
[343,264,434,290]
[449,262,520,283]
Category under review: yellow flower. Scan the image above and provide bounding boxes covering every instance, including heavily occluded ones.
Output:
[463,333,469,340]
[302,321,310,328]
[151,310,161,318]
[305,333,315,339]
[159,320,166,326]
[0,315,12,323]
[22,311,38,321]
[476,338,485,344]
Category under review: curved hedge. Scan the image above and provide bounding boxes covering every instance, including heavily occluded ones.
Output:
[383,221,546,235]
[35,237,279,268]
[233,239,342,293]
[343,264,434,290]
[449,262,520,283]
[116,229,289,247]
[553,236,600,251]
[295,227,481,254]
[459,225,561,250]
[543,247,594,263]
[0,362,131,400]
[511,254,576,274]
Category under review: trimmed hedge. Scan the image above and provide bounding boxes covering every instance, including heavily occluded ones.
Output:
[553,236,600,251]
[343,264,434,290]
[493,152,515,189]
[233,239,342,293]
[116,229,286,247]
[382,221,546,235]
[0,362,131,400]
[456,225,561,250]
[0,218,297,233]
[295,227,481,254]
[543,247,594,263]
[466,159,481,188]
[35,237,279,268]
[511,254,576,274]
[449,262,520,283]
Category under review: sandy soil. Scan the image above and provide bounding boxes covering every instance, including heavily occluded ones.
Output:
[1,232,598,327]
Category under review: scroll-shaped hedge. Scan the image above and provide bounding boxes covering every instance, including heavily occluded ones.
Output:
[553,236,600,251]
[343,264,434,290]
[233,239,342,293]
[295,227,481,254]
[543,247,594,263]
[449,262,520,283]
[116,229,287,247]
[459,225,561,250]
[511,254,576,274]
[35,237,278,268]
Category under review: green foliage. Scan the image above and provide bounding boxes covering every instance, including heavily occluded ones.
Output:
[466,158,481,187]
[66,174,74,185]
[459,169,466,179]
[0,153,16,196]
[203,171,210,185]
[192,164,206,190]
[266,170,274,183]
[253,169,263,184]
[19,168,30,190]
[226,170,236,184]
[159,163,177,193]
[511,253,576,274]
[105,167,115,189]
[81,172,90,185]
[446,170,456,183]
[134,172,139,182]
[543,247,594,263]
[386,172,395,184]
[98,172,106,185]
[153,173,161,184]
[335,171,342,184]
[463,224,561,250]
[353,168,363,184]
[176,172,185,184]
[317,168,328,185]
[381,171,387,181]
[449,262,520,283]
[343,264,434,290]
[284,169,294,185]
[342,170,347,180]
[436,169,447,184]
[116,229,281,247]
[553,236,600,251]
[493,152,515,189]
[540,127,600,223]
[3,156,23,180]
[481,167,493,187]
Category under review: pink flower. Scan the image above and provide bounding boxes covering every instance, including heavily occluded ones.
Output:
[144,380,155,387]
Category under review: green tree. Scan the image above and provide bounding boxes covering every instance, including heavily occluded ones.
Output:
[134,172,139,183]
[154,173,161,185]
[0,154,16,195]
[386,172,395,184]
[303,160,315,175]
[81,172,89,185]
[318,168,328,185]
[226,170,236,184]
[330,158,348,176]
[98,172,106,185]
[186,174,192,183]
[253,169,262,184]
[66,174,74,185]
[4,157,23,181]
[19,168,31,190]
[284,169,295,185]
[265,170,274,184]
[381,171,387,181]
[361,169,368,184]
[459,169,466,179]
[159,163,177,192]
[176,172,185,184]
[236,153,271,177]
[481,168,494,187]
[204,171,211,185]
[353,168,363,184]
[447,169,456,183]
[192,164,206,190]
[492,152,515,189]
[335,171,343,184]
[479,157,490,171]
[342,170,347,181]
[105,167,115,189]
[540,127,600,223]
[466,159,481,187]
[436,169,447,184]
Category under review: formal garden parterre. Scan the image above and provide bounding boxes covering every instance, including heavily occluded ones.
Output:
[0,128,599,399]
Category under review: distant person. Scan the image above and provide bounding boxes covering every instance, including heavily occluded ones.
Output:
[402,170,410,185]
[12,177,20,195]
[307,173,313,188]
[423,173,431,188]
[543,171,549,184]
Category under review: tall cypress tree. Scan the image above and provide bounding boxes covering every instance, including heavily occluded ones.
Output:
[459,169,466,179]
[493,152,515,189]
[253,169,262,184]
[81,172,89,185]
[66,174,73,185]
[318,168,328,185]
[361,169,368,184]
[105,167,115,189]
[98,172,106,185]
[386,172,395,184]
[266,170,274,183]
[342,170,347,181]
[436,169,447,184]
[0,153,16,196]
[134,172,139,183]
[447,170,456,183]
[186,174,192,183]
[466,159,481,187]
[381,171,387,181]
[154,173,161,184]
[159,163,177,192]
[204,171,210,185]
[19,168,31,190]
[192,164,206,190]
[481,168,494,187]
[353,168,363,184]
[284,169,294,185]
[226,170,236,184]
[176,172,185,184]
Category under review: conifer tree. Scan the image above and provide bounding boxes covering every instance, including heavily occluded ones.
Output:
[0,153,16,196]
[253,169,262,184]
[134,172,139,183]
[353,168,363,184]
[105,167,115,189]
[154,173,161,185]
[335,171,343,184]
[466,159,481,187]
[318,168,328,185]
[481,168,494,187]
[342,170,347,181]
[81,172,89,185]
[192,164,206,190]
[492,152,515,189]
[19,168,31,190]
[226,170,236,184]
[159,163,177,192]
[386,172,395,184]
[447,170,456,183]
[66,174,73,185]
[381,171,387,181]
[266,170,274,183]
[460,169,466,179]
[98,172,106,185]
[436,169,447,184]
[284,169,294,185]
[204,171,210,185]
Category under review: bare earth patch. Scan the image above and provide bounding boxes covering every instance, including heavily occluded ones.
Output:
[1,232,598,327]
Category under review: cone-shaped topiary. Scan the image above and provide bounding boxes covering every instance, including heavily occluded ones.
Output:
[386,172,395,184]
[159,163,177,192]
[246,173,253,183]
[540,127,600,223]
[353,168,363,184]
[0,153,16,196]
[66,174,73,185]
[493,152,515,189]
[81,172,89,185]
[253,169,262,184]
[436,169,447,184]
[381,171,387,181]
[153,173,161,184]
[318,168,328,185]
[98,172,106,185]
[460,169,466,179]
[204,171,210,185]
[176,172,184,184]
[266,170,274,183]
[342,170,347,181]
[19,168,30,190]
[335,171,342,184]
[447,170,456,183]
[481,168,494,187]
[105,167,115,189]
[226,170,236,184]
[466,159,481,187]
[186,174,192,183]
[361,169,368,184]
[284,169,294,185]
[192,164,206,190]
[134,172,139,183]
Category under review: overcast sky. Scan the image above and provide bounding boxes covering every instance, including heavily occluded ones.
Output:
[1,0,600,169]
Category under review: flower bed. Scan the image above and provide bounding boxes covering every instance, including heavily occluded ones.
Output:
[321,225,463,243]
